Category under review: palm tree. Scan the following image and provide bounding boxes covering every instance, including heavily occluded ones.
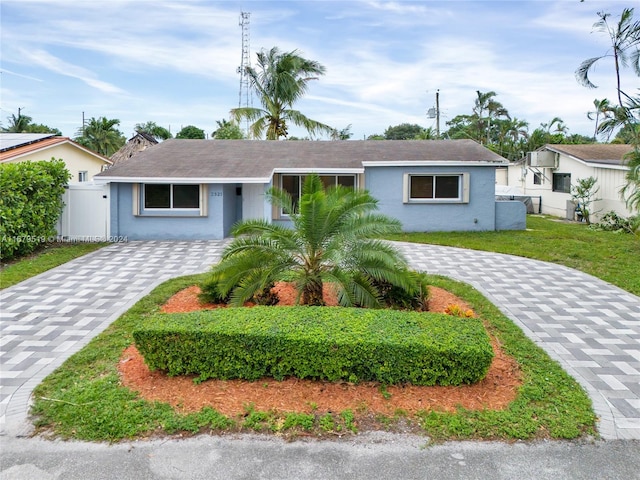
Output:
[587,98,613,140]
[75,117,126,156]
[230,47,334,140]
[2,113,33,132]
[134,121,172,140]
[576,7,640,107]
[210,174,420,307]
[212,119,245,139]
[472,91,508,144]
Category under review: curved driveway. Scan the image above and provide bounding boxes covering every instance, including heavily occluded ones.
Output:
[1,240,639,440]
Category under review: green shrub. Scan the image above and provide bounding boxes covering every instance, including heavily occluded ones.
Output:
[0,159,70,260]
[591,211,639,234]
[198,272,232,304]
[133,306,493,386]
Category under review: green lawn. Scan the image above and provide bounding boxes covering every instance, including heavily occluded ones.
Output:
[386,215,640,296]
[0,242,108,289]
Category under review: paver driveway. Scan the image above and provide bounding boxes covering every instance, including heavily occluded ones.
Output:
[1,240,639,439]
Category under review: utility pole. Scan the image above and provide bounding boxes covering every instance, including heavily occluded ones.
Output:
[435,89,440,138]
[426,90,440,138]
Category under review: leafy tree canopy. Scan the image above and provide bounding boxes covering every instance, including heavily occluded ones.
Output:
[176,125,205,139]
[135,121,172,140]
[2,113,61,135]
[383,123,425,140]
[212,119,245,139]
[74,116,126,157]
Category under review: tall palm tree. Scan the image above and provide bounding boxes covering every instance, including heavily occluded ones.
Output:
[576,7,640,107]
[75,117,126,156]
[210,174,420,307]
[587,98,612,140]
[2,113,33,132]
[230,47,334,140]
[472,90,508,144]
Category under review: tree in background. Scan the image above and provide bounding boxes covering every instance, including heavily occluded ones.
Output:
[576,8,640,108]
[175,125,205,139]
[414,127,438,140]
[472,90,508,144]
[576,7,640,211]
[2,112,61,135]
[587,98,613,141]
[383,123,425,140]
[74,117,126,157]
[331,124,353,140]
[134,121,172,141]
[212,119,245,139]
[231,47,334,140]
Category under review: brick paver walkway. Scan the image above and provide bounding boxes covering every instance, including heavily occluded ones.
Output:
[1,241,639,439]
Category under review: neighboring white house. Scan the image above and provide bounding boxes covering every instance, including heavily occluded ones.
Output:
[0,133,112,182]
[499,144,634,221]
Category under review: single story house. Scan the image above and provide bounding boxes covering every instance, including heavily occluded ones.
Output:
[0,133,112,182]
[499,143,634,221]
[93,139,525,240]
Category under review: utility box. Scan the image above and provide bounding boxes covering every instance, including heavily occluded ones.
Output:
[528,151,556,168]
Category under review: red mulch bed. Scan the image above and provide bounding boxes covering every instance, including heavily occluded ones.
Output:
[118,284,521,418]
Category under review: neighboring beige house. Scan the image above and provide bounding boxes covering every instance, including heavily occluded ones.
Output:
[499,144,634,221]
[0,133,112,182]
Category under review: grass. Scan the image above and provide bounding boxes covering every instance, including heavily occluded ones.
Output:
[0,242,108,289]
[385,215,640,296]
[30,273,597,442]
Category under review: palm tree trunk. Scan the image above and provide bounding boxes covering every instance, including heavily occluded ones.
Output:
[302,279,325,306]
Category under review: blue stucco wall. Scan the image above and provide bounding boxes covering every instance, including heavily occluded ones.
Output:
[109,183,226,240]
[365,165,498,232]
[222,183,239,237]
[495,201,526,230]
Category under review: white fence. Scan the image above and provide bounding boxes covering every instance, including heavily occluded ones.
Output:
[57,183,110,240]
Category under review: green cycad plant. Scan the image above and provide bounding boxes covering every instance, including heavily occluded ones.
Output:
[207,174,422,308]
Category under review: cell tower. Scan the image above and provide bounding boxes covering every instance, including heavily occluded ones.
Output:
[237,11,252,135]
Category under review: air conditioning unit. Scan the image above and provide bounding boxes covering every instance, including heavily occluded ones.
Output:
[528,151,556,168]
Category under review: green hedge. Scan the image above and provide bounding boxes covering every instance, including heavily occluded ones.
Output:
[0,159,70,260]
[133,307,494,386]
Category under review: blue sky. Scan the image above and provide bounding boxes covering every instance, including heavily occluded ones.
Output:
[1,0,636,141]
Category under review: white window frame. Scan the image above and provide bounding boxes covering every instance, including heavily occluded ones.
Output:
[78,171,88,182]
[278,174,357,216]
[133,183,208,216]
[403,173,469,203]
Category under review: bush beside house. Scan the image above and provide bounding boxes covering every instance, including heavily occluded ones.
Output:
[0,159,70,260]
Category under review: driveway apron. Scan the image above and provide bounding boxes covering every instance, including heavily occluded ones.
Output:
[1,240,639,440]
[0,240,227,436]
[394,242,640,440]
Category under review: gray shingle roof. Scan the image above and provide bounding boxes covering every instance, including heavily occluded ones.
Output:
[546,144,634,166]
[96,139,507,182]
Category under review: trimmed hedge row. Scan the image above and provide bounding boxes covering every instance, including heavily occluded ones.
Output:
[0,159,70,260]
[133,307,494,386]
